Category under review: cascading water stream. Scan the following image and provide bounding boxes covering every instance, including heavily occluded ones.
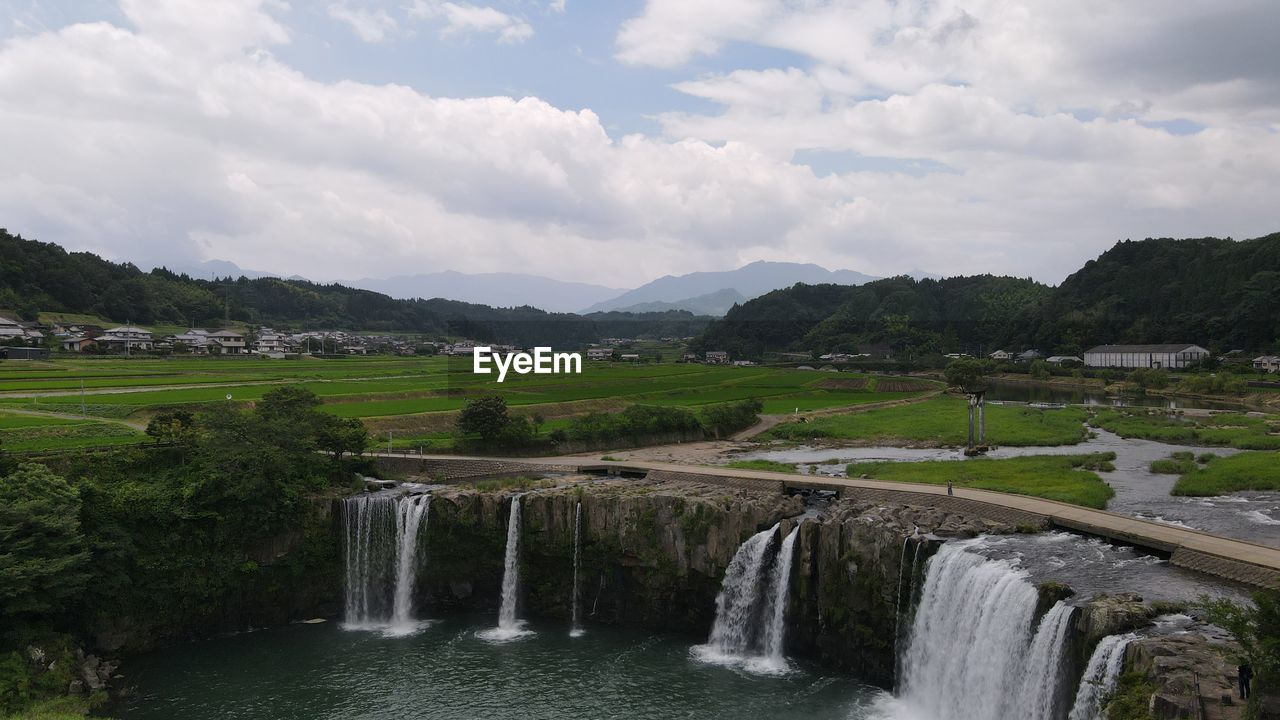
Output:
[693,523,799,674]
[759,526,799,669]
[342,492,432,635]
[569,502,585,637]
[889,541,1079,720]
[1067,634,1135,720]
[479,494,532,641]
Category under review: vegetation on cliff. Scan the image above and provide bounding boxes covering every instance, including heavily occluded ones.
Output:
[0,387,368,717]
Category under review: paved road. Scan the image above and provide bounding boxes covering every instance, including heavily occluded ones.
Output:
[372,451,1280,587]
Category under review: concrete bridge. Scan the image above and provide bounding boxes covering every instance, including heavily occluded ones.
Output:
[369,452,1280,590]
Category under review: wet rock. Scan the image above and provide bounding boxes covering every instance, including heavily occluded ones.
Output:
[1127,629,1245,720]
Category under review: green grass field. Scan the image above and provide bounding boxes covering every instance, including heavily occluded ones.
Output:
[768,395,1089,447]
[847,453,1118,508]
[1170,451,1280,496]
[723,459,800,473]
[1090,408,1280,450]
[0,356,942,452]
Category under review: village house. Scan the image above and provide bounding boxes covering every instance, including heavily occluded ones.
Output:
[254,331,287,354]
[1016,349,1043,363]
[587,347,615,361]
[207,329,247,354]
[1253,356,1280,373]
[99,325,154,352]
[1084,344,1209,369]
[61,336,96,352]
[0,316,43,344]
[170,329,211,354]
[989,350,1012,361]
[705,351,730,364]
[1045,355,1083,365]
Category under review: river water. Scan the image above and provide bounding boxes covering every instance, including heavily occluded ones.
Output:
[739,416,1280,547]
[116,617,884,720]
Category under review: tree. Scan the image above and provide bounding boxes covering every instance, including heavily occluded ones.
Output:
[316,415,369,464]
[944,358,991,391]
[1029,360,1051,381]
[1201,587,1280,715]
[0,464,89,626]
[145,409,197,446]
[455,396,514,442]
[530,413,546,436]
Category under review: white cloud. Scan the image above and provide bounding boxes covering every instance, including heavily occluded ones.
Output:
[407,0,534,44]
[0,0,1276,290]
[327,2,399,43]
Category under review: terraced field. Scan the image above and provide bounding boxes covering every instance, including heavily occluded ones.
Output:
[0,356,942,451]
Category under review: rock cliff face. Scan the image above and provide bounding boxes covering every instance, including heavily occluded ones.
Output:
[417,478,1018,688]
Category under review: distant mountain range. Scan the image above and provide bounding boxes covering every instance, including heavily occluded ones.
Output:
[161,258,934,317]
[343,271,625,314]
[610,288,748,316]
[582,261,880,314]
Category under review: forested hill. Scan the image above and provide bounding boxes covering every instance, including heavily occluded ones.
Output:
[693,232,1280,358]
[0,229,709,344]
[1027,233,1280,352]
[690,275,1049,358]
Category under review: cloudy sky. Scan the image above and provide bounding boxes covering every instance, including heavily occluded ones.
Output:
[0,0,1276,287]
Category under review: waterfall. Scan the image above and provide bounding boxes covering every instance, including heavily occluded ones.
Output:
[341,492,431,635]
[1067,634,1135,720]
[479,495,532,641]
[390,495,430,633]
[1019,602,1078,720]
[891,541,1078,720]
[693,522,798,675]
[570,501,584,637]
[759,526,799,669]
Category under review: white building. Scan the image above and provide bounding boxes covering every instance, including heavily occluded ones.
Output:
[100,326,154,352]
[989,350,1012,361]
[705,351,730,364]
[254,331,286,353]
[1084,344,1209,369]
[586,347,615,361]
[208,330,247,354]
[1254,356,1280,373]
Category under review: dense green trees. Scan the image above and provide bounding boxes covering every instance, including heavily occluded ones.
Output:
[0,229,709,345]
[0,465,90,632]
[694,233,1280,357]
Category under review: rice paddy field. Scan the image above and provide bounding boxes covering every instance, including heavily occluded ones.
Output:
[0,356,942,452]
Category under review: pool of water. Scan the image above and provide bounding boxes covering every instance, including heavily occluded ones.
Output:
[116,617,886,720]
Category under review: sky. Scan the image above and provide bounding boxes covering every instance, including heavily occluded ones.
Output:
[0,0,1277,288]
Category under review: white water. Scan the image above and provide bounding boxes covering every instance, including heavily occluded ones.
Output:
[342,493,432,636]
[389,495,430,635]
[888,541,1077,720]
[479,495,532,642]
[759,526,799,670]
[1067,633,1135,720]
[570,501,584,638]
[694,523,799,675]
[1019,601,1078,720]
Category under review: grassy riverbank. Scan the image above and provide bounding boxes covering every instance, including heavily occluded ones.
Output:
[768,395,1089,447]
[1091,408,1280,449]
[846,453,1118,508]
[723,459,800,473]
[1169,451,1280,496]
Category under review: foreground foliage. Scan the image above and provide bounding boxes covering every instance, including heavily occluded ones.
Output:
[0,387,368,717]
